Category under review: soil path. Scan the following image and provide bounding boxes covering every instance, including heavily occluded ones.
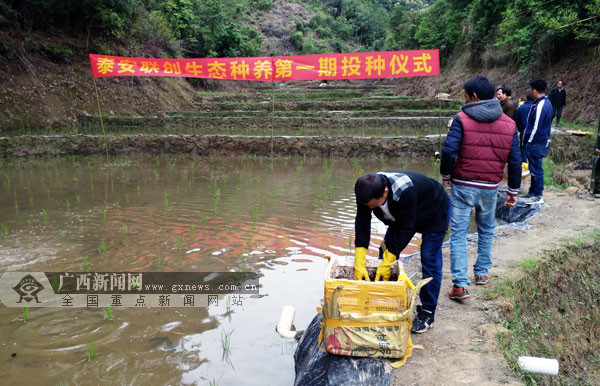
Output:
[392,188,599,386]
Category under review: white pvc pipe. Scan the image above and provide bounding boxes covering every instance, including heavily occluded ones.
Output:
[517,356,559,376]
[276,305,297,339]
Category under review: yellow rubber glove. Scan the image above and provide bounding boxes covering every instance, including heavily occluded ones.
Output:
[354,247,370,281]
[375,250,397,281]
[397,263,416,290]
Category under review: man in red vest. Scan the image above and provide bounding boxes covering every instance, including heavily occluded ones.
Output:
[441,76,522,300]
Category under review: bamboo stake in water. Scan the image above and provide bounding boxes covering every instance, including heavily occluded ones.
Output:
[92,77,109,163]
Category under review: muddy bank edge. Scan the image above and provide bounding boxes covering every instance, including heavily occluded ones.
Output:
[0,133,590,160]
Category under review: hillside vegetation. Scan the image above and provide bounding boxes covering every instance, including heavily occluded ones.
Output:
[0,0,599,128]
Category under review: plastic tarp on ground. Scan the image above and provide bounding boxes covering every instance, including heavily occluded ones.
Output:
[294,313,393,386]
[495,192,541,223]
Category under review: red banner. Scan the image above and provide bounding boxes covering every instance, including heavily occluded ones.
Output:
[90,50,439,81]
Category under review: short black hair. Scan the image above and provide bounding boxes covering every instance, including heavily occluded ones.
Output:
[530,79,547,93]
[464,76,495,100]
[496,86,512,97]
[355,174,386,205]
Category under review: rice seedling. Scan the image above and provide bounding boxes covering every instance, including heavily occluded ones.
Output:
[115,200,120,210]
[14,199,19,214]
[1,224,7,236]
[156,253,162,267]
[251,205,259,224]
[46,187,51,200]
[153,169,160,181]
[164,191,169,212]
[176,236,183,250]
[105,306,113,321]
[221,328,234,355]
[122,224,128,235]
[189,224,195,233]
[83,256,88,272]
[86,334,97,361]
[27,217,32,226]
[280,181,284,192]
[102,208,107,220]
[148,211,153,220]
[22,307,28,321]
[136,185,140,195]
[226,295,232,313]
[25,241,30,249]
[76,194,81,204]
[209,378,219,386]
[125,192,129,204]
[42,208,47,218]
[99,238,107,253]
[84,216,88,224]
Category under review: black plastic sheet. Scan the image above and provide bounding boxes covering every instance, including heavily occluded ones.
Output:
[294,313,392,386]
[495,192,541,223]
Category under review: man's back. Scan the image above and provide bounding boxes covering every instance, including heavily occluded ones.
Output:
[441,98,521,192]
[524,95,553,146]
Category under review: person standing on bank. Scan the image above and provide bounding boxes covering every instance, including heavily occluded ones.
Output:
[496,86,516,120]
[441,76,521,300]
[353,171,449,333]
[521,79,553,205]
[548,80,566,127]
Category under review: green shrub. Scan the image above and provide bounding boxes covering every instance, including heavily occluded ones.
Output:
[291,31,304,50]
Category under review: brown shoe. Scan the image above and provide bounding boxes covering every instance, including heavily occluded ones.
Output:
[475,275,490,285]
[449,285,470,300]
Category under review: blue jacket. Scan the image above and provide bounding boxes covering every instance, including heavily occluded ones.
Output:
[515,100,533,136]
[522,95,552,147]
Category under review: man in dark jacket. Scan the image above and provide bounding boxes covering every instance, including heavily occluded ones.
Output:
[441,76,521,300]
[354,171,449,333]
[521,79,553,205]
[548,80,566,127]
[515,95,534,162]
[495,86,516,119]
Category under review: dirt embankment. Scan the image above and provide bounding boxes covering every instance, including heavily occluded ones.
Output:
[0,132,591,160]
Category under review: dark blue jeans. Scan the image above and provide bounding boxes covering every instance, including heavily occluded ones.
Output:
[380,199,450,316]
[523,143,548,196]
[419,229,447,315]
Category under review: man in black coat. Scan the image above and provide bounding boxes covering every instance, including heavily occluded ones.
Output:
[353,171,449,333]
[548,80,566,127]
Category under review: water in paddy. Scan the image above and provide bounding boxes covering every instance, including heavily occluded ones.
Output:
[0,154,444,385]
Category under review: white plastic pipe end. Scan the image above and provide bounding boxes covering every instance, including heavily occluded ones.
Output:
[517,356,559,376]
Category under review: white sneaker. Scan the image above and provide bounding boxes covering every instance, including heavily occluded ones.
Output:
[523,195,544,205]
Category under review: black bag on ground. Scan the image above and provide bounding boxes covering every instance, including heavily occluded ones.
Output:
[294,313,392,386]
[495,192,540,223]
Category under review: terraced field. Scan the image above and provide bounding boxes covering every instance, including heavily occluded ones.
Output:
[76,86,460,137]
